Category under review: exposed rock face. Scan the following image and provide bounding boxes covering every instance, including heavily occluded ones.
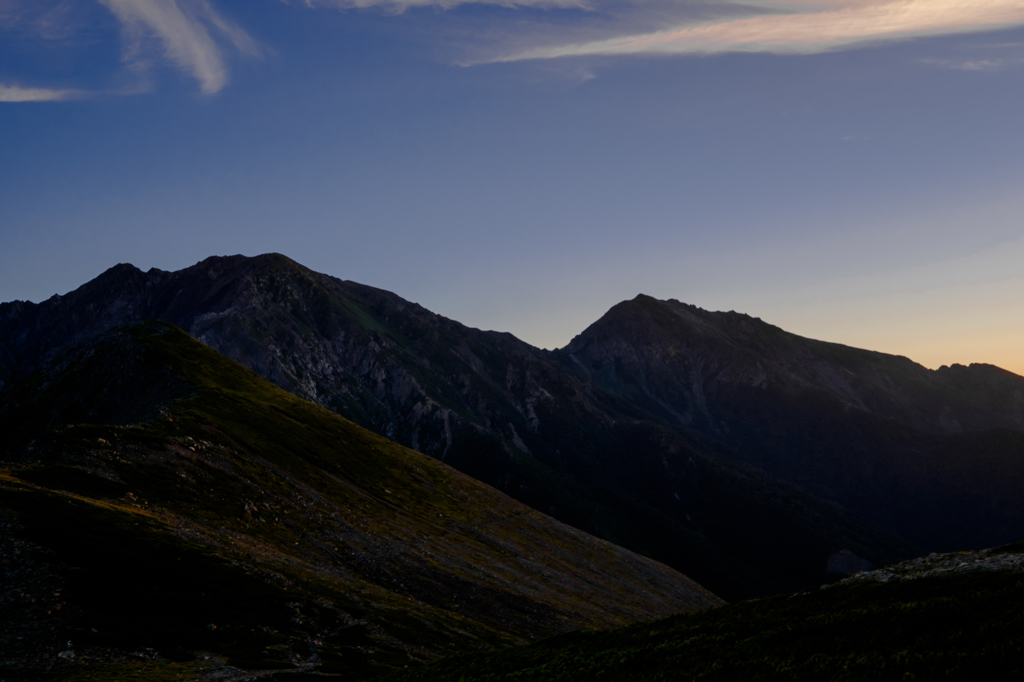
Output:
[4,254,1024,598]
[0,255,562,477]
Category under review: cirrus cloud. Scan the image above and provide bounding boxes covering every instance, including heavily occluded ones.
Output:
[0,0,260,99]
[493,0,1024,61]
[0,82,82,101]
[302,0,590,9]
[98,0,261,94]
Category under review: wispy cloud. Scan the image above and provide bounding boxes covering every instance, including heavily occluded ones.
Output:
[957,58,1004,70]
[922,56,1024,71]
[0,0,99,40]
[305,0,747,67]
[0,82,81,101]
[304,0,589,10]
[491,0,1024,61]
[97,0,260,94]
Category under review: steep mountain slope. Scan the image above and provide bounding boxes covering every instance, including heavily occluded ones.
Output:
[560,296,1024,550]
[0,322,719,680]
[0,254,911,600]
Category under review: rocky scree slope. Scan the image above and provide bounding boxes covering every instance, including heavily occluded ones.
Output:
[0,322,719,680]
[0,255,912,599]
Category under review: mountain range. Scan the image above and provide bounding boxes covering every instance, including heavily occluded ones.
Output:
[3,253,1024,603]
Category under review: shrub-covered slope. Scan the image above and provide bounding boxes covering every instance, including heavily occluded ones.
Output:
[0,322,719,680]
[376,546,1024,682]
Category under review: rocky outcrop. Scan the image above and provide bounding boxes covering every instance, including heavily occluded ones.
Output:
[829,544,1024,587]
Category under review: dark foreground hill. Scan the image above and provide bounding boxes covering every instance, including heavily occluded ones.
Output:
[0,322,718,680]
[0,254,915,600]
[376,546,1024,682]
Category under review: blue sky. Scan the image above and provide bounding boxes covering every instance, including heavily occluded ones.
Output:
[2,1,1024,373]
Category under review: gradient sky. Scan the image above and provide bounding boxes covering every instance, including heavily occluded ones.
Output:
[2,1,1023,374]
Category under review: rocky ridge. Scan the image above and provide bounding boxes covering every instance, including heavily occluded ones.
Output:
[831,544,1024,588]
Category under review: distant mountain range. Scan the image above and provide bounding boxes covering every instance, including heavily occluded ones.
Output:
[4,253,1024,600]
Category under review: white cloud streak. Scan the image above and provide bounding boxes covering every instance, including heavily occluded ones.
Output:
[0,82,80,101]
[495,0,1024,61]
[922,55,1024,70]
[304,0,589,10]
[97,0,260,94]
[956,58,1004,70]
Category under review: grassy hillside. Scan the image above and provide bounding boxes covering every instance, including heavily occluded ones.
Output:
[0,322,718,680]
[376,551,1024,682]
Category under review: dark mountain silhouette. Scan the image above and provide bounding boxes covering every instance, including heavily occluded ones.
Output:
[0,322,718,679]
[562,295,1024,551]
[564,294,1024,435]
[6,253,1022,598]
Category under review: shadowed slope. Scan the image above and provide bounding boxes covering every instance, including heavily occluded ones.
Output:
[0,322,719,680]
[376,546,1024,682]
[561,295,1024,551]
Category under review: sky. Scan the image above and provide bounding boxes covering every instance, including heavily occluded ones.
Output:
[2,0,1023,375]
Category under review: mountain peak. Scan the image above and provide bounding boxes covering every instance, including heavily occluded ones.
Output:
[564,294,768,355]
[84,261,145,289]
